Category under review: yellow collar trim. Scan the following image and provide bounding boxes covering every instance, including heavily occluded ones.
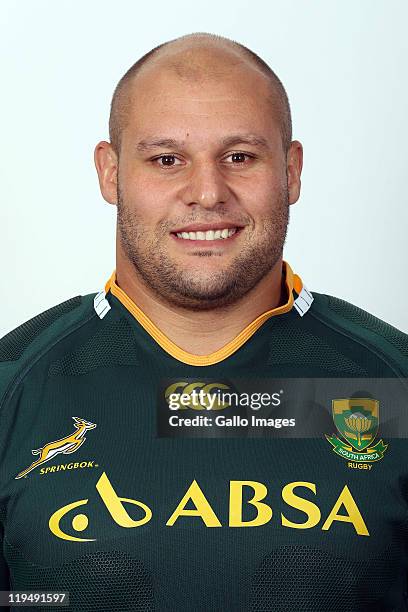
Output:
[104,262,302,367]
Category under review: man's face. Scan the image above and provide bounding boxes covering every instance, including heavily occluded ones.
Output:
[102,57,301,310]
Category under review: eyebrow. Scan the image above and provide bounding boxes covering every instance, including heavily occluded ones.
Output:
[135,134,270,152]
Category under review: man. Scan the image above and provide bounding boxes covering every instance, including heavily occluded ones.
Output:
[1,31,408,611]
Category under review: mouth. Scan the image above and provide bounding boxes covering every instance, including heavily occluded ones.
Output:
[170,223,244,244]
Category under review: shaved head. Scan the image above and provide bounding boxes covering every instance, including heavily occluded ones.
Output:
[109,32,292,157]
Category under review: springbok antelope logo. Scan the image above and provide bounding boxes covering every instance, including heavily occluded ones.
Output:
[15,417,97,479]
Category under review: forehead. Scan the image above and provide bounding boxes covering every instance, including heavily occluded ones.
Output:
[122,62,279,144]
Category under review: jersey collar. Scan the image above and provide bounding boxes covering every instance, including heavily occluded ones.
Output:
[102,261,310,366]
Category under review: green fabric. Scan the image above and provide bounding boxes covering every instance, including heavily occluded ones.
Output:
[0,286,408,611]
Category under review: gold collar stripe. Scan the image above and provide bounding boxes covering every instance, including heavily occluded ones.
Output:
[104,262,302,366]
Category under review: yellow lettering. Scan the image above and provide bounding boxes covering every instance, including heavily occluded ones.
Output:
[229,481,272,527]
[322,485,369,536]
[166,480,221,526]
[281,482,321,529]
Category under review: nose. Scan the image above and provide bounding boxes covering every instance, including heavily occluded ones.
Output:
[183,160,231,209]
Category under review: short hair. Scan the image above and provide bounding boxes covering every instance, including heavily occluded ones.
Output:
[109,32,292,156]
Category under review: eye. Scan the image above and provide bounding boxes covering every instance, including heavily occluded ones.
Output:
[150,151,255,169]
[224,152,254,164]
[151,154,183,168]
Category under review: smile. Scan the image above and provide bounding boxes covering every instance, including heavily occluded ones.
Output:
[174,228,238,241]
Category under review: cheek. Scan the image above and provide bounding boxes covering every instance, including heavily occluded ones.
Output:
[120,172,170,223]
[240,181,286,219]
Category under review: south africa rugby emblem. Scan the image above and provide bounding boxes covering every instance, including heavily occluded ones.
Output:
[325,398,388,463]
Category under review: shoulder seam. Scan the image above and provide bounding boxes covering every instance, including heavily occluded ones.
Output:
[308,303,406,377]
[0,309,97,419]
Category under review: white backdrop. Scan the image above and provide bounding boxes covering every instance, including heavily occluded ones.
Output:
[1,0,407,336]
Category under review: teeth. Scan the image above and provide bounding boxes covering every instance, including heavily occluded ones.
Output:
[175,228,238,241]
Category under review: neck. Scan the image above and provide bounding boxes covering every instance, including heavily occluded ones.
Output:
[115,252,286,356]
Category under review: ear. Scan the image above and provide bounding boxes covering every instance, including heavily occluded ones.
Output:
[286,140,303,205]
[94,141,118,205]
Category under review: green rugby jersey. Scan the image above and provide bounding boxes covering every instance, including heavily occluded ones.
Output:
[1,262,408,611]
